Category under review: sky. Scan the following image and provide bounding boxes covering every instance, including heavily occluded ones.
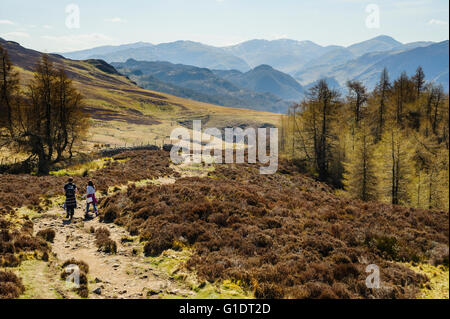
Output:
[0,0,448,53]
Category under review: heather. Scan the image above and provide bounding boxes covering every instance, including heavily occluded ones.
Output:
[98,160,448,299]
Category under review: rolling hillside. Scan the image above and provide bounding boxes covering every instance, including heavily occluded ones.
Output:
[0,38,280,148]
[112,59,291,113]
[213,64,304,101]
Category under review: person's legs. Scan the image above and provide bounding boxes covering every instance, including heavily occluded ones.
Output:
[93,203,98,215]
[69,207,74,219]
[86,202,90,214]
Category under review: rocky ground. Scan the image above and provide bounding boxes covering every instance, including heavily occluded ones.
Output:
[32,208,193,299]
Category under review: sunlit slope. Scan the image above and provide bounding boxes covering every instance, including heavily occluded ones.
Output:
[1,38,280,147]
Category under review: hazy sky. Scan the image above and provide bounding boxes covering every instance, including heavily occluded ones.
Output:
[0,0,448,52]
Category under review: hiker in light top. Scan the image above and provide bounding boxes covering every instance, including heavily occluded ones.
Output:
[85,180,98,218]
[64,178,78,220]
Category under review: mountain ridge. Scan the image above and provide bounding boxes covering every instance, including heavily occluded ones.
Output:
[0,37,280,146]
[294,40,449,91]
[212,64,304,101]
[64,40,251,72]
[59,35,447,92]
[112,59,293,113]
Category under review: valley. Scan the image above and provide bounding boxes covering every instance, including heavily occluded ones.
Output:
[112,59,300,113]
[0,29,448,301]
[0,37,280,155]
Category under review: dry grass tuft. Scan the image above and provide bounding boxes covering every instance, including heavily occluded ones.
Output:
[36,228,56,243]
[0,271,25,299]
[60,258,90,298]
[94,227,117,254]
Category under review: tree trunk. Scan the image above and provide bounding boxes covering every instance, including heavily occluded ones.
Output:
[37,153,50,175]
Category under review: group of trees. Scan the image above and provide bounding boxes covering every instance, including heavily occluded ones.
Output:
[0,45,89,174]
[280,67,449,211]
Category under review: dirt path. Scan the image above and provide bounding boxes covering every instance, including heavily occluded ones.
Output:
[25,162,213,299]
[33,207,193,299]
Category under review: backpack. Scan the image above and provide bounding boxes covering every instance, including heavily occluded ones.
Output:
[65,184,75,197]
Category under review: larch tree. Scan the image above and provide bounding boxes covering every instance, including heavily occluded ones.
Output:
[392,71,413,125]
[300,79,341,183]
[431,84,444,135]
[441,96,449,150]
[1,52,89,174]
[53,68,87,161]
[374,68,392,142]
[412,66,425,99]
[343,119,378,201]
[277,66,449,211]
[378,126,413,205]
[346,80,368,129]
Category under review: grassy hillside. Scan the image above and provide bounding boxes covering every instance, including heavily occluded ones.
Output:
[112,59,290,113]
[0,150,448,299]
[0,38,280,152]
[214,64,304,101]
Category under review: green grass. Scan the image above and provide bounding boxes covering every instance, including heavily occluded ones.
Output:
[402,262,449,299]
[144,249,252,299]
[49,157,129,177]
[139,101,180,119]
[107,178,155,194]
[15,206,42,220]
[13,260,77,299]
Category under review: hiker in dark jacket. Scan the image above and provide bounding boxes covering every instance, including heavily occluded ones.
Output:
[64,178,78,220]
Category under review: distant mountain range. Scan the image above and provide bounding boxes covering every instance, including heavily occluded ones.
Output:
[64,41,250,72]
[62,35,449,94]
[0,34,446,116]
[222,39,335,73]
[294,39,449,91]
[112,59,298,113]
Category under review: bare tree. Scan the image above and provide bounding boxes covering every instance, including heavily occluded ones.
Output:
[0,45,19,134]
[1,50,89,174]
